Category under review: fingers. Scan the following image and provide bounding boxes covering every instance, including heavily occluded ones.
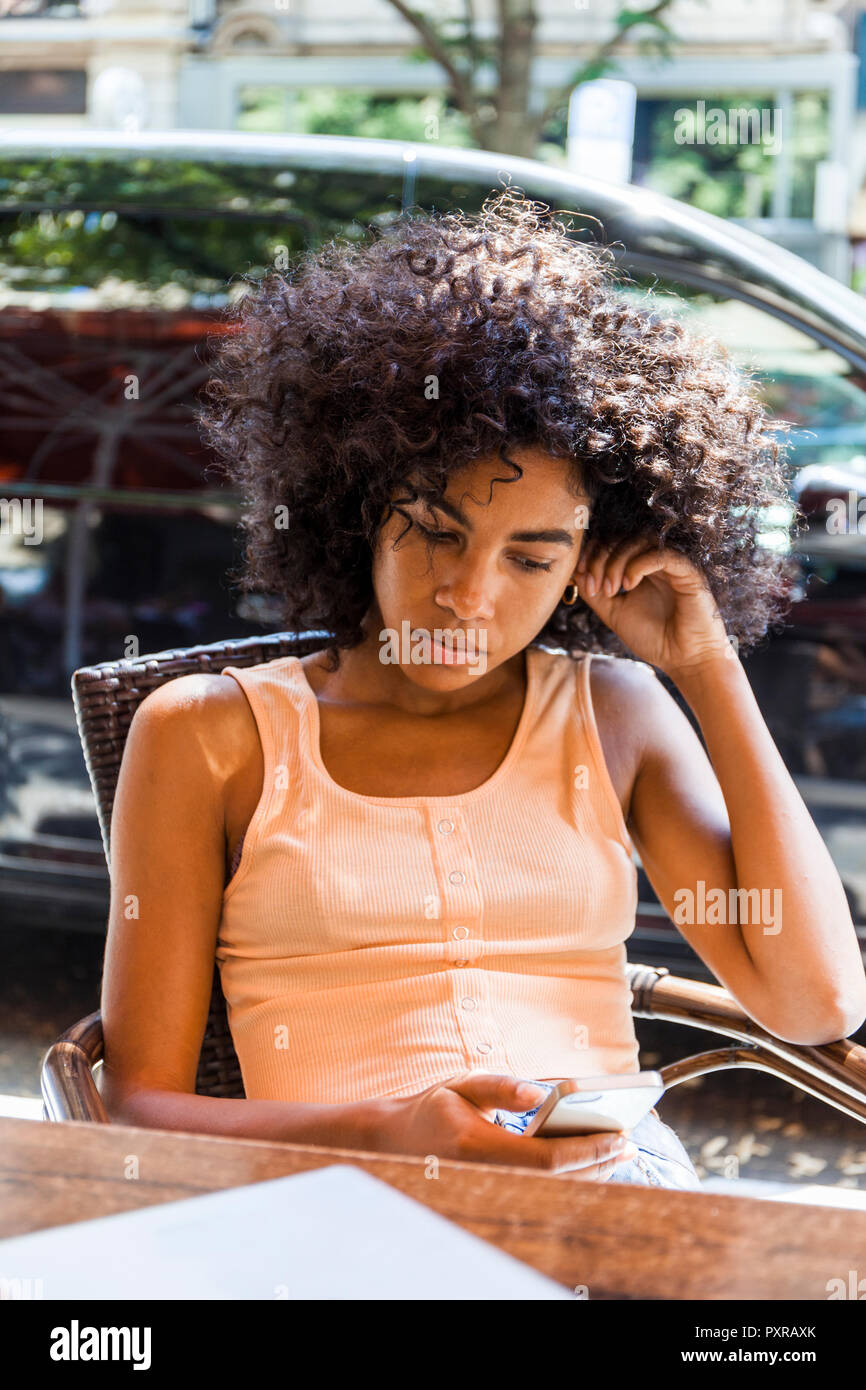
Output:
[551,1147,637,1182]
[456,1111,638,1177]
[445,1072,549,1114]
[520,1130,638,1178]
[577,537,704,599]
[619,550,668,592]
[441,1075,640,1180]
[576,537,656,598]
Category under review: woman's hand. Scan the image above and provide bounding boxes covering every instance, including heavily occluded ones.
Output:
[363,1072,638,1180]
[574,535,733,680]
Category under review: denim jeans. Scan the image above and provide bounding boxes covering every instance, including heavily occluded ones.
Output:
[493,1081,702,1190]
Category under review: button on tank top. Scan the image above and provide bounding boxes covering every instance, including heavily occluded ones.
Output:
[215,643,642,1104]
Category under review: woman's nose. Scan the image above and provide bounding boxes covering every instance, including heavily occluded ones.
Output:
[434,563,496,623]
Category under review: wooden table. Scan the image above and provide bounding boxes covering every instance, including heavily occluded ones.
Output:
[2,1115,864,1300]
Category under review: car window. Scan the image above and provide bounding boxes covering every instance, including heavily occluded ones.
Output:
[618,275,866,927]
[0,155,407,303]
[0,502,68,697]
[618,276,866,562]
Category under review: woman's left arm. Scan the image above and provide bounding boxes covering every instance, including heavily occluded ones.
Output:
[576,537,866,1045]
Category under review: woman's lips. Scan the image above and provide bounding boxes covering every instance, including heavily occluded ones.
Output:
[431,638,469,665]
[419,630,482,665]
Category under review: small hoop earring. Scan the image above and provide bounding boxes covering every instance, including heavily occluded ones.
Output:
[562,581,579,606]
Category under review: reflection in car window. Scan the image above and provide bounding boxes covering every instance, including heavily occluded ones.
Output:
[619,277,866,475]
[0,504,69,697]
[618,276,866,568]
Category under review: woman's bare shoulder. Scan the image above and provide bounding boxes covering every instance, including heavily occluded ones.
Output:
[586,651,660,707]
[130,671,259,778]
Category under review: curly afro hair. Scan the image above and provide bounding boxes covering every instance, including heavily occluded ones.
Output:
[197,186,797,668]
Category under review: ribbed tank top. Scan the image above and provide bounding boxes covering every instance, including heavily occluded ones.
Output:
[215,643,642,1104]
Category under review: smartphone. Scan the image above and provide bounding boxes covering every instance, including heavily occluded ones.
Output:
[521,1071,665,1139]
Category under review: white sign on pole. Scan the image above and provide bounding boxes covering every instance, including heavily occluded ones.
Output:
[813,160,849,235]
[566,78,637,184]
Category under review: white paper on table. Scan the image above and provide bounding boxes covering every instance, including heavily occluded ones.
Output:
[0,1162,575,1300]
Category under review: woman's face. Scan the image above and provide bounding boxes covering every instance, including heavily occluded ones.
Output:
[370,444,591,686]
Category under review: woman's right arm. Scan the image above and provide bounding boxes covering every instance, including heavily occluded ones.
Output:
[99,673,378,1149]
[100,676,636,1179]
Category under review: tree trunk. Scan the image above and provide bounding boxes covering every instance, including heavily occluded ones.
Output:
[487,0,540,157]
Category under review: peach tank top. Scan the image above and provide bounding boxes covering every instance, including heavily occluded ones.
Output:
[215,643,642,1105]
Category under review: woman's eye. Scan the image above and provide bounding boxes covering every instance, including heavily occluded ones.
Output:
[413,520,552,572]
[414,520,456,543]
[513,556,553,573]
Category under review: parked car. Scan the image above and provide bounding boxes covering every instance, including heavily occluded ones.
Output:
[1,131,864,980]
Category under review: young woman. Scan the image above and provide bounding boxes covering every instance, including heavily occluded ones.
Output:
[100,190,866,1188]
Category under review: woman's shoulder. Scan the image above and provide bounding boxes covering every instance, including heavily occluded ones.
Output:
[533,646,664,788]
[532,643,659,701]
[581,651,664,735]
[131,668,262,782]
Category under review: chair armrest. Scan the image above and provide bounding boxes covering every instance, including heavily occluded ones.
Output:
[627,963,866,1121]
[41,1011,109,1124]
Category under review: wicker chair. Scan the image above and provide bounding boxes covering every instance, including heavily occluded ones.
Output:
[42,631,866,1135]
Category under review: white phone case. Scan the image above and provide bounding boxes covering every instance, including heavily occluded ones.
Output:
[522,1071,665,1138]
